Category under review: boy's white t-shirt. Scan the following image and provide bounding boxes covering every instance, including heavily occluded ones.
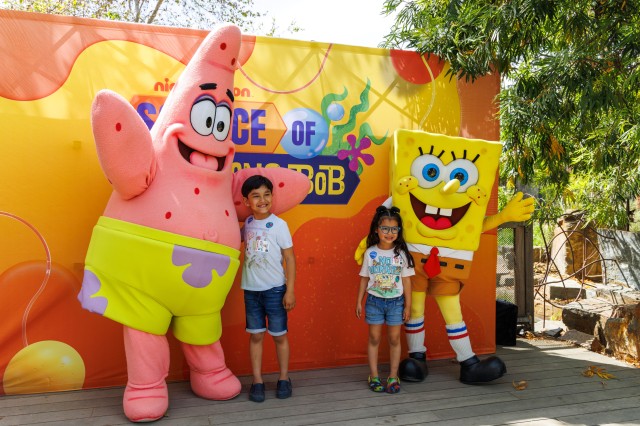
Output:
[241,213,293,291]
[359,246,415,298]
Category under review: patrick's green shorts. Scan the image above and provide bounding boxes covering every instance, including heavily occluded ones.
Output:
[79,216,240,345]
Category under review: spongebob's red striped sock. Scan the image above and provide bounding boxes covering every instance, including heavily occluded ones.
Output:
[446,321,474,362]
[404,317,426,353]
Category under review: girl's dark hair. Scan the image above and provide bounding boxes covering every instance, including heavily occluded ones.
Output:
[366,206,415,268]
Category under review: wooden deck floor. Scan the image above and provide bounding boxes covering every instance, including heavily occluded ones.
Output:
[2,337,640,426]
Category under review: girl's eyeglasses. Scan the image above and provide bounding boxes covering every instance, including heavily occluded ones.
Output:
[379,226,401,234]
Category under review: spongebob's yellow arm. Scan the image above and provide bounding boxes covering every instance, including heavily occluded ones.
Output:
[354,237,368,266]
[354,196,395,265]
[482,192,535,232]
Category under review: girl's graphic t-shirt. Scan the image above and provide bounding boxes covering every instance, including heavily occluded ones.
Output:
[359,246,415,298]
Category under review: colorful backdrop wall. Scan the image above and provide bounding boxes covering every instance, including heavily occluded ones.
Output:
[0,10,501,394]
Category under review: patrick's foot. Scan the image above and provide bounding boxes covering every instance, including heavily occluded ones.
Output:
[190,366,241,400]
[123,382,168,422]
[459,355,507,384]
[182,341,241,400]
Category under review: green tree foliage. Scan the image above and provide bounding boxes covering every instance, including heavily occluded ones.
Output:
[383,0,640,229]
[1,0,266,32]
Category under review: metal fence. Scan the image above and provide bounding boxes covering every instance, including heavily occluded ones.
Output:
[497,222,534,331]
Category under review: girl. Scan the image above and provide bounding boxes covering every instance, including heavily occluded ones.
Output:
[356,206,415,393]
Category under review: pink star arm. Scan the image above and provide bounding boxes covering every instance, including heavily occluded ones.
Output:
[232,167,311,221]
[91,90,156,200]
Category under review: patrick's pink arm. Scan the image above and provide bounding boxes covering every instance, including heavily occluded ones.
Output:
[91,89,156,200]
[232,168,310,221]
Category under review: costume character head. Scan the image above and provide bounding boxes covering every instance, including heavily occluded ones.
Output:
[391,130,502,250]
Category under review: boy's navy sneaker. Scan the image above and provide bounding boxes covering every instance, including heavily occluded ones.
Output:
[276,378,292,399]
[249,383,265,402]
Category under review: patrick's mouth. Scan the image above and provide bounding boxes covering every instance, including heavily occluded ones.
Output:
[410,193,470,230]
[178,139,225,171]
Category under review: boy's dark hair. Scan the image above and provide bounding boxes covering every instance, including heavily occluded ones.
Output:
[241,175,273,197]
[366,205,415,268]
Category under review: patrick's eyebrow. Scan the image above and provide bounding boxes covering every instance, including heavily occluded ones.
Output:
[226,89,234,102]
[199,83,217,90]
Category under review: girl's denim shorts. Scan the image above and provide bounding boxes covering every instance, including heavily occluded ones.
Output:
[365,293,404,326]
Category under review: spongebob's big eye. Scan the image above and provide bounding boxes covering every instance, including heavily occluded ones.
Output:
[411,154,444,188]
[445,159,478,192]
[191,98,217,136]
[212,105,231,141]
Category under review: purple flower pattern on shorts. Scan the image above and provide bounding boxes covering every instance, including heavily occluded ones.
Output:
[78,270,108,314]
[172,245,231,288]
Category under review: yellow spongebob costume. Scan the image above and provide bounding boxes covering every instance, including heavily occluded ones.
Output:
[358,130,534,384]
[393,130,502,294]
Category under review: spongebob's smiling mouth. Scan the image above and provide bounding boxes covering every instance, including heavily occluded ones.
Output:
[410,193,470,230]
[178,139,225,171]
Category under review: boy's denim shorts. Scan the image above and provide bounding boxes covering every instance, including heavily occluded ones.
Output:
[244,284,288,336]
[365,293,405,326]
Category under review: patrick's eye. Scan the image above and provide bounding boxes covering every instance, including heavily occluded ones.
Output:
[212,105,231,141]
[411,154,444,189]
[191,98,217,136]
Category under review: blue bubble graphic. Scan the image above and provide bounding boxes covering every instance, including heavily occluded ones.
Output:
[326,102,345,121]
[281,108,329,159]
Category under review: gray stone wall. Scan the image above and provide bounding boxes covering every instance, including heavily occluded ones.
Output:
[598,229,640,291]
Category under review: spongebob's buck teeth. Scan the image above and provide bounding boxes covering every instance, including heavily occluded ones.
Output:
[424,205,453,217]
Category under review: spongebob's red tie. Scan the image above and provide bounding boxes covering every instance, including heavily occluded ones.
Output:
[424,247,441,278]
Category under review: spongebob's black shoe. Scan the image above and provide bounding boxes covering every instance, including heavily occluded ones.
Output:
[399,352,429,382]
[459,355,506,384]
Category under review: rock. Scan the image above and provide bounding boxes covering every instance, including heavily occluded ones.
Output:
[598,229,640,290]
[562,298,613,334]
[595,285,640,304]
[533,246,547,263]
[559,329,594,347]
[551,213,602,282]
[543,327,564,338]
[548,281,586,300]
[601,303,640,359]
[590,337,604,353]
[534,319,566,334]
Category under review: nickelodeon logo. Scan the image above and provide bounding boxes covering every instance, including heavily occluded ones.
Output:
[153,78,251,99]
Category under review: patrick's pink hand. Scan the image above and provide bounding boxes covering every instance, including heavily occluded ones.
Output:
[92,90,156,200]
[232,168,310,221]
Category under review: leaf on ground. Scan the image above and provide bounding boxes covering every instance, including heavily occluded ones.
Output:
[524,331,544,340]
[512,380,528,390]
[596,370,616,379]
[582,365,615,379]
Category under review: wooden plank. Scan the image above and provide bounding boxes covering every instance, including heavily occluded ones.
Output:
[430,389,640,425]
[555,406,640,426]
[207,391,518,425]
[1,338,639,426]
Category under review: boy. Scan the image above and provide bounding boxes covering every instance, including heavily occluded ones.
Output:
[240,175,296,402]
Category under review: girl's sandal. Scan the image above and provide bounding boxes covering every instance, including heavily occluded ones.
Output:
[368,376,385,392]
[386,377,401,394]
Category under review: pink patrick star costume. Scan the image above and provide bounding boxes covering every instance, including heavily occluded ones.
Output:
[78,25,310,422]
